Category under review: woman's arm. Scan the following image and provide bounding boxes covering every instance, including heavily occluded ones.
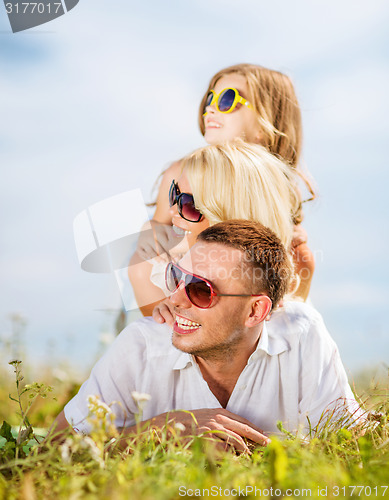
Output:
[128,160,183,315]
[128,253,166,316]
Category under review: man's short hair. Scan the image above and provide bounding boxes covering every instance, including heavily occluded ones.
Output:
[197,220,292,308]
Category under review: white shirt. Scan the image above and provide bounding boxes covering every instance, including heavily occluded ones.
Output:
[64,301,361,437]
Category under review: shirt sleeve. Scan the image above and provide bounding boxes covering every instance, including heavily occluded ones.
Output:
[64,323,146,433]
[298,313,364,435]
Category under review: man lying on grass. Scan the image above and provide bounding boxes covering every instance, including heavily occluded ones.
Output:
[53,220,363,452]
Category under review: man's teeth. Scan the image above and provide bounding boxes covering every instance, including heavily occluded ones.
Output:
[176,317,201,330]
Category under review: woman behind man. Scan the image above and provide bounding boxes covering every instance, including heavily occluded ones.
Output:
[130,141,302,319]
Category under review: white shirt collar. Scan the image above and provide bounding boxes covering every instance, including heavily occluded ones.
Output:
[172,321,289,371]
[251,321,290,358]
[173,352,192,370]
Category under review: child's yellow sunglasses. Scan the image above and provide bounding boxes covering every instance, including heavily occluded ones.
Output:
[203,87,252,115]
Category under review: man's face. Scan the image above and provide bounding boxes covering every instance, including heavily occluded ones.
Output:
[169,242,259,360]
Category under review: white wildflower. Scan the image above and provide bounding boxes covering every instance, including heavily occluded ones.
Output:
[87,394,99,407]
[131,391,151,404]
[87,394,112,414]
[131,392,151,423]
[82,436,105,469]
[60,437,73,464]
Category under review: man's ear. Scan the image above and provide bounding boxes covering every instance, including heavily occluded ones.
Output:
[245,295,272,327]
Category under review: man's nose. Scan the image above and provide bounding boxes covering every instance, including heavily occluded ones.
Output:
[170,282,192,309]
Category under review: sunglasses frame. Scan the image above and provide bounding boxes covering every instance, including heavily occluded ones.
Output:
[165,262,264,309]
[169,180,203,223]
[203,87,252,115]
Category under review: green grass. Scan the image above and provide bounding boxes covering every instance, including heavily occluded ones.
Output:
[0,361,388,500]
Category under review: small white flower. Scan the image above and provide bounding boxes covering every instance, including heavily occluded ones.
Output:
[87,394,112,413]
[87,395,99,405]
[131,391,151,404]
[82,436,105,468]
[99,401,112,413]
[60,437,74,464]
[174,422,186,432]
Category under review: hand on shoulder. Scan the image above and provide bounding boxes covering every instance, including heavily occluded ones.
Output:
[152,299,175,327]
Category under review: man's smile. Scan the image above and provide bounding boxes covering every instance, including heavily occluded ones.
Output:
[174,314,201,334]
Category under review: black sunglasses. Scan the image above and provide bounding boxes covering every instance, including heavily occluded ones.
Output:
[165,262,263,309]
[168,180,203,223]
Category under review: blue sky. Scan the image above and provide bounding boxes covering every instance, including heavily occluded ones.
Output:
[0,0,388,375]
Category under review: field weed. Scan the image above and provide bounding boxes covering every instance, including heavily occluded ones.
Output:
[0,361,388,499]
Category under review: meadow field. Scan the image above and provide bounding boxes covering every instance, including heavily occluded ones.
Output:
[0,359,388,500]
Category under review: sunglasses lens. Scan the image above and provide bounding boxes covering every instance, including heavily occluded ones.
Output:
[186,277,212,308]
[166,263,181,292]
[203,91,213,113]
[179,193,202,222]
[166,263,213,308]
[218,88,236,112]
[169,181,178,207]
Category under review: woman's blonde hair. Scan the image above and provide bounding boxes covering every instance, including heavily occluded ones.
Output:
[198,63,315,221]
[182,141,301,251]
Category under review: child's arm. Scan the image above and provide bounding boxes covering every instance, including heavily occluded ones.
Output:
[290,223,315,301]
[292,241,315,301]
[153,160,183,223]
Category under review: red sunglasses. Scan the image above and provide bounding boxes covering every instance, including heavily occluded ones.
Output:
[165,262,263,309]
